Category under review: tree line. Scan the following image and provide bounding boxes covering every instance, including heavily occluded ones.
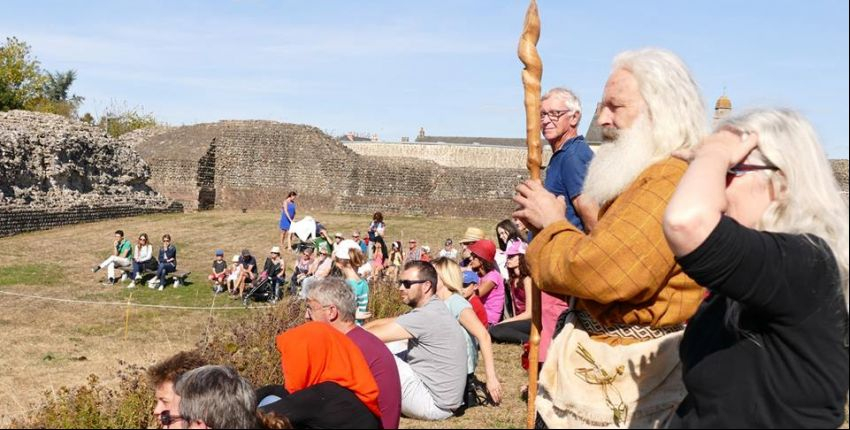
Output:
[0,36,160,137]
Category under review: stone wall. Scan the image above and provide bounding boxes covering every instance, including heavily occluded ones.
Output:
[137,121,527,217]
[0,111,181,238]
[343,141,555,169]
[138,119,850,218]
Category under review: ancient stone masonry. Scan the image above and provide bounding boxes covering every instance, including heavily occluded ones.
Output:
[137,119,850,218]
[137,120,528,218]
[0,110,181,238]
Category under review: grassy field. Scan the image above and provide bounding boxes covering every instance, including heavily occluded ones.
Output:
[0,209,532,428]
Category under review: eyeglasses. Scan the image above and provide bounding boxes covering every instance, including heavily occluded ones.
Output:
[540,110,572,122]
[159,410,183,426]
[727,163,779,177]
[305,303,332,317]
[398,279,427,289]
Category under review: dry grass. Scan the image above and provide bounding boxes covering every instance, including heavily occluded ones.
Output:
[0,209,521,428]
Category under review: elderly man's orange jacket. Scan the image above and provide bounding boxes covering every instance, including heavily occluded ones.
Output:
[527,157,704,345]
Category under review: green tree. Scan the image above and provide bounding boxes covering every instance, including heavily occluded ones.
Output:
[80,112,94,124]
[0,37,46,111]
[29,69,85,117]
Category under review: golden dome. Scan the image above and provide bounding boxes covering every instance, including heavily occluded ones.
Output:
[715,95,732,110]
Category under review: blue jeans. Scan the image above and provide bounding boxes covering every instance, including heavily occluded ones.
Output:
[157,262,176,285]
[131,260,156,279]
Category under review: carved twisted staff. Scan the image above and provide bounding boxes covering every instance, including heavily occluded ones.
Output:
[518,1,543,428]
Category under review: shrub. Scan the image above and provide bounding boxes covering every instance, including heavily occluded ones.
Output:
[11,279,412,428]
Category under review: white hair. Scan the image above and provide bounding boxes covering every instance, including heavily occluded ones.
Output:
[542,87,582,125]
[583,114,655,206]
[612,48,707,154]
[721,109,849,331]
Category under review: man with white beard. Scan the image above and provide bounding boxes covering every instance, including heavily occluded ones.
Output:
[514,48,707,428]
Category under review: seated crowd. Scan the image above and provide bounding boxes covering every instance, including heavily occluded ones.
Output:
[122,47,850,429]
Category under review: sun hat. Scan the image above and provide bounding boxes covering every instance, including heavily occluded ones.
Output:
[334,232,344,239]
[467,239,496,264]
[215,249,224,256]
[462,271,480,285]
[232,255,240,263]
[270,246,281,254]
[505,240,528,256]
[333,239,360,260]
[460,227,486,244]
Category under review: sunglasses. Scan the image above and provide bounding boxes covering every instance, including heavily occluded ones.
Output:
[398,279,427,289]
[159,410,183,426]
[727,163,779,177]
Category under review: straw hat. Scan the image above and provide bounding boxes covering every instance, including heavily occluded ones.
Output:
[459,227,486,244]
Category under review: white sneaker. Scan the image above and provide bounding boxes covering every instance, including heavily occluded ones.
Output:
[147,281,155,289]
[157,284,164,291]
[120,273,129,282]
[127,282,136,289]
[134,274,142,281]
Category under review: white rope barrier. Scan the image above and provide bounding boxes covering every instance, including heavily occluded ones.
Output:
[0,290,276,310]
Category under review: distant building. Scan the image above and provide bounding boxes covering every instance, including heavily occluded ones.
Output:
[713,93,733,127]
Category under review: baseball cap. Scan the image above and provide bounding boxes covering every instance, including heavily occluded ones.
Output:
[214,249,224,256]
[462,271,480,285]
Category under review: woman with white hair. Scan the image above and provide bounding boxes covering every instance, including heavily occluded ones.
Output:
[663,108,849,428]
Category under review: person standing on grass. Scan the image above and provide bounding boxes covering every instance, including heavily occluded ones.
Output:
[279,191,297,251]
[92,229,133,285]
[128,233,155,289]
[149,234,177,291]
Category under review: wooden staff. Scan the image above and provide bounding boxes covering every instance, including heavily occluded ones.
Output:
[518,1,543,428]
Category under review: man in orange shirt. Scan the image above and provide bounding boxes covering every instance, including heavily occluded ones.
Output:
[514,48,707,428]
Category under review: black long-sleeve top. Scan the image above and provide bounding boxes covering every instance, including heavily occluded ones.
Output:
[670,216,848,429]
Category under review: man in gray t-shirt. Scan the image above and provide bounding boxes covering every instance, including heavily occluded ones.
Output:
[366,261,467,421]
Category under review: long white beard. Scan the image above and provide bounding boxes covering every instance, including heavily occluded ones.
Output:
[582,116,659,207]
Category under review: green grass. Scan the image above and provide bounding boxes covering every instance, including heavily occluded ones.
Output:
[0,264,64,286]
[0,209,521,429]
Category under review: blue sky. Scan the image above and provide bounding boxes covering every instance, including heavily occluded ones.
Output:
[3,0,848,157]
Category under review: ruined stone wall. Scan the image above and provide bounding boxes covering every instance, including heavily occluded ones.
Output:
[137,119,849,219]
[0,111,180,238]
[343,141,555,169]
[138,121,525,217]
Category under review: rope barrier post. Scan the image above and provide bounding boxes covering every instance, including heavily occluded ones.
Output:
[518,1,543,427]
[124,292,133,341]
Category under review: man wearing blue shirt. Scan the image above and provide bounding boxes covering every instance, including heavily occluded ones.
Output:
[540,88,598,232]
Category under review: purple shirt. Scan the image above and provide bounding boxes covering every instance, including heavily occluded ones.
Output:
[480,270,505,325]
[347,326,401,429]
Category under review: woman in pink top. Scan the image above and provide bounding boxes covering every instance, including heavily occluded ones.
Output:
[488,240,532,344]
[467,239,504,326]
